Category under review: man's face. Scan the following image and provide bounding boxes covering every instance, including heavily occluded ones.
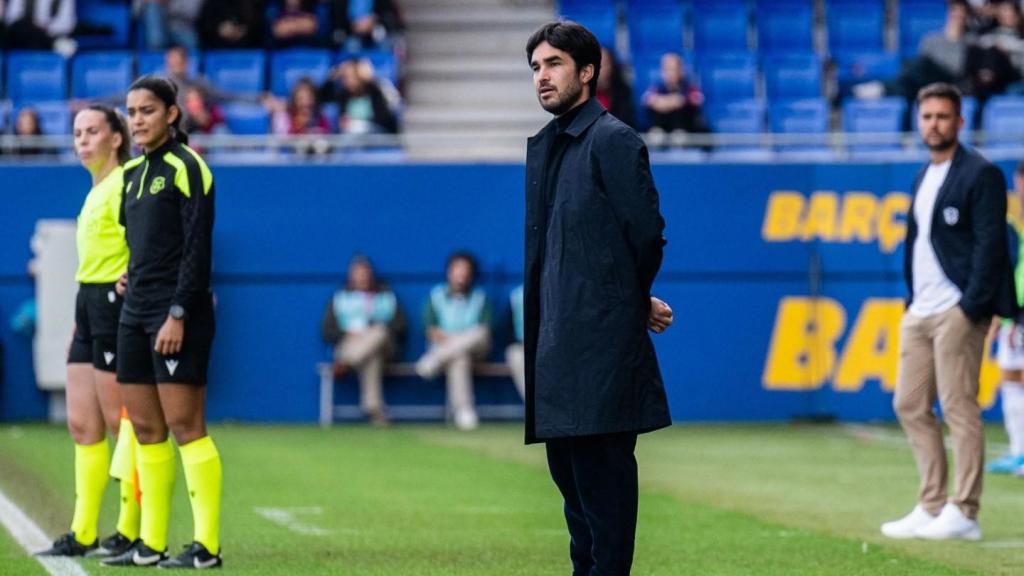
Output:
[917,97,962,152]
[165,48,188,78]
[530,41,591,115]
[661,54,683,86]
[447,259,473,293]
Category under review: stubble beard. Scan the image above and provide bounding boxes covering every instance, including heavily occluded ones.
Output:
[924,132,957,152]
[540,78,584,116]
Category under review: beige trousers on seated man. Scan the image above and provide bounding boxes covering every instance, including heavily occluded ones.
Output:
[335,324,392,419]
[415,325,491,430]
[506,343,526,399]
[894,305,988,519]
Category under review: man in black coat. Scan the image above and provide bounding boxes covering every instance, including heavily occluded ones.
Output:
[881,83,1018,542]
[524,21,674,575]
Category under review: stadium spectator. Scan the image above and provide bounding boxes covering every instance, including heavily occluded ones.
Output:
[14,107,47,156]
[163,46,224,123]
[505,285,525,399]
[270,0,321,48]
[414,252,491,431]
[197,0,266,49]
[323,59,398,134]
[882,83,1016,541]
[135,0,202,51]
[643,53,708,144]
[987,160,1024,476]
[181,86,226,136]
[270,77,332,135]
[965,0,1024,103]
[596,47,636,128]
[320,255,405,426]
[331,0,404,49]
[3,0,74,50]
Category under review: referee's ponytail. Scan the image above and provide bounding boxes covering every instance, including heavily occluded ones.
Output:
[128,75,190,146]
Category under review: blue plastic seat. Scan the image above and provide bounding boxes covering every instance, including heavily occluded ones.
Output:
[71,52,133,99]
[694,4,750,53]
[137,51,201,77]
[757,0,814,54]
[982,96,1024,149]
[842,97,906,151]
[769,98,830,151]
[834,51,901,86]
[14,101,70,135]
[270,49,332,97]
[204,50,267,94]
[222,102,271,135]
[900,1,947,59]
[704,99,766,150]
[828,0,884,58]
[698,53,757,104]
[763,53,821,103]
[75,0,131,49]
[559,4,618,48]
[338,49,399,87]
[6,52,67,105]
[627,2,685,56]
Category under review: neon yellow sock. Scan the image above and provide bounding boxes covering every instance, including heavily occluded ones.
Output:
[70,439,110,546]
[116,475,141,540]
[179,436,222,555]
[137,438,175,552]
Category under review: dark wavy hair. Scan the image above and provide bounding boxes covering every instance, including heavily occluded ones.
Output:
[77,104,132,164]
[526,21,602,95]
[128,75,189,145]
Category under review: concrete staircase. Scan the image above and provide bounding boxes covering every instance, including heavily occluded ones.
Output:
[399,0,555,160]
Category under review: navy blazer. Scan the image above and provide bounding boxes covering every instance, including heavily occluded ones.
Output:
[905,145,1018,322]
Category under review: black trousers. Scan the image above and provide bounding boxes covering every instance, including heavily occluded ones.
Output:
[545,432,639,576]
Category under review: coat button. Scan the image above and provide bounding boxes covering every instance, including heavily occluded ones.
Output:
[532,225,539,231]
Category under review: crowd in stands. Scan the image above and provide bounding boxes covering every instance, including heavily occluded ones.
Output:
[0,0,405,154]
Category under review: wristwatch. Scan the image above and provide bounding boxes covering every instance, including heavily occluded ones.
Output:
[169,304,187,320]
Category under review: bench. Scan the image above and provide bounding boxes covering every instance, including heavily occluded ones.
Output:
[316,362,520,427]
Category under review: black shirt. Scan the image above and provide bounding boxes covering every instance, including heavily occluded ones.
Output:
[120,138,215,329]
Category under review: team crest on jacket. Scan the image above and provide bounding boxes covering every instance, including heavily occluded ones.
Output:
[943,206,959,226]
[150,176,166,194]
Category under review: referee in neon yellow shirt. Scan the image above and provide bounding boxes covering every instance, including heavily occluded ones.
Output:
[37,105,140,558]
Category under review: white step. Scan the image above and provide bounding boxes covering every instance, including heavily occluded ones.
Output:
[406,59,531,81]
[406,80,538,106]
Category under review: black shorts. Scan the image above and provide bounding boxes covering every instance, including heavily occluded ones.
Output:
[67,283,123,372]
[116,312,215,385]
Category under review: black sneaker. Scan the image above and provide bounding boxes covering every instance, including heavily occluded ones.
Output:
[85,531,134,558]
[35,532,97,557]
[157,541,222,569]
[101,539,168,567]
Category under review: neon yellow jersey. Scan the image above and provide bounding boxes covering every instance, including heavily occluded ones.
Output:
[76,166,129,283]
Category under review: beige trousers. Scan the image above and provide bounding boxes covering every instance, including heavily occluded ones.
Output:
[335,324,390,413]
[505,343,526,400]
[894,305,988,519]
[416,325,491,416]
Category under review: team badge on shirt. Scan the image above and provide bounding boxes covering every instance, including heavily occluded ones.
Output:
[943,206,959,226]
[150,176,166,195]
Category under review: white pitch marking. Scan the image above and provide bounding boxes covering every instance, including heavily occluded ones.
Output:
[0,486,90,576]
[980,540,1024,549]
[842,425,1009,455]
[253,506,340,536]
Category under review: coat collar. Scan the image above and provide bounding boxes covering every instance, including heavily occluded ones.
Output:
[528,97,606,142]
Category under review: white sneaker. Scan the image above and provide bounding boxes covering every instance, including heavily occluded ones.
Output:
[880,505,937,539]
[454,408,478,431]
[913,503,982,541]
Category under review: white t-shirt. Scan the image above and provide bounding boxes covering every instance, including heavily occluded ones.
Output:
[909,159,962,317]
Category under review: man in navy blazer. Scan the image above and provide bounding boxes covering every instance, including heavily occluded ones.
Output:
[882,83,1017,541]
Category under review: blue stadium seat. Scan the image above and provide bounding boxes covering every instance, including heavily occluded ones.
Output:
[704,98,766,145]
[842,97,906,151]
[693,4,750,53]
[698,53,757,104]
[14,101,70,135]
[222,102,271,135]
[6,52,67,105]
[627,2,685,56]
[763,53,821,103]
[834,51,901,87]
[900,1,947,59]
[983,96,1024,149]
[559,3,618,48]
[71,52,133,100]
[828,0,884,58]
[271,49,332,97]
[204,50,267,94]
[338,49,399,87]
[75,0,131,49]
[0,53,5,100]
[137,51,201,77]
[757,0,814,54]
[769,98,829,151]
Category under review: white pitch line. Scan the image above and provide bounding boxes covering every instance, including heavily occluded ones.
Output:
[841,424,1010,455]
[0,487,89,576]
[253,506,335,536]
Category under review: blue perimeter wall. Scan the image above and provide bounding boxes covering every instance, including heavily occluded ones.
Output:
[0,161,1014,423]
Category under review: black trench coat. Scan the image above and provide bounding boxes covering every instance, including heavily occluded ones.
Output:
[523,98,671,444]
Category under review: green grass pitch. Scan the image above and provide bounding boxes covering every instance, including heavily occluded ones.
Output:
[0,423,1020,575]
